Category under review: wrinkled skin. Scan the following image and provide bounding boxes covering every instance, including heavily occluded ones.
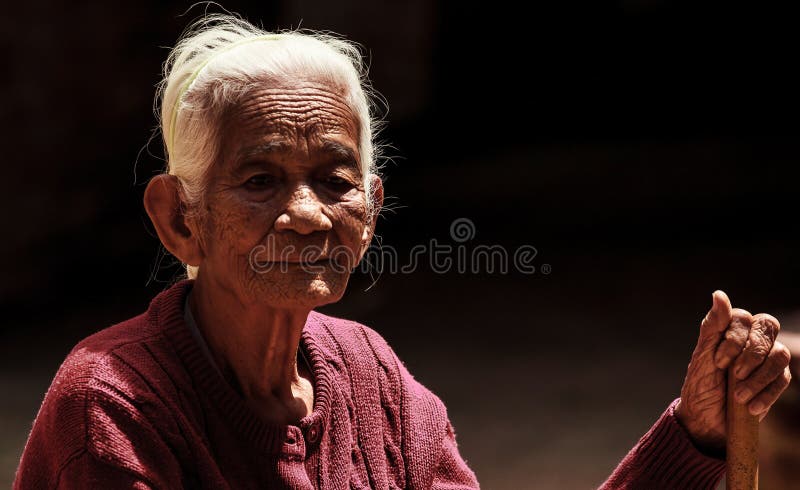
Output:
[676,291,792,453]
[144,75,383,424]
[194,76,378,309]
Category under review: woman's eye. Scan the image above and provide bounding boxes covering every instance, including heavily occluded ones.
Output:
[321,175,357,191]
[245,174,276,187]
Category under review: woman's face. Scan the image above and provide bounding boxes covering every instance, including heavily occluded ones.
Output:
[192,76,376,309]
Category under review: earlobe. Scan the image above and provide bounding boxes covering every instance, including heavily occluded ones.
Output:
[143,174,203,267]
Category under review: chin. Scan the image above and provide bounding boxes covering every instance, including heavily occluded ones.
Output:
[300,279,348,307]
[243,268,350,309]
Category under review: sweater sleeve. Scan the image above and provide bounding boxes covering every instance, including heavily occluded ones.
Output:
[431,419,482,490]
[14,352,185,490]
[598,398,726,490]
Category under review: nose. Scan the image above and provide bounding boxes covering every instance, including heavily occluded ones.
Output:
[274,186,333,235]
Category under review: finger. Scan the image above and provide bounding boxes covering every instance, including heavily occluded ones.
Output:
[713,308,752,369]
[733,313,781,380]
[700,290,733,338]
[748,365,792,417]
[733,341,791,405]
[777,331,800,381]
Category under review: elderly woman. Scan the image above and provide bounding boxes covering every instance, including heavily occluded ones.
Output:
[14,14,791,490]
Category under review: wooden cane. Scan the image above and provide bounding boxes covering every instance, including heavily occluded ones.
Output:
[726,366,759,489]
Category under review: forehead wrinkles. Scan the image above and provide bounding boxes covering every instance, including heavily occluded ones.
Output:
[233,85,359,140]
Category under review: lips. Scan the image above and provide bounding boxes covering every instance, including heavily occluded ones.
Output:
[249,239,358,270]
[250,246,330,264]
[261,257,332,264]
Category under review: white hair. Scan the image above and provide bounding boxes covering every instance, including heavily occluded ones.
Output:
[155,14,384,279]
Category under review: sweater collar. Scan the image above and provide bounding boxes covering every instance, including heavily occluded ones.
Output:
[149,279,334,454]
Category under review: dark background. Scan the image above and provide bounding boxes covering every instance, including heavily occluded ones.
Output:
[2,1,799,488]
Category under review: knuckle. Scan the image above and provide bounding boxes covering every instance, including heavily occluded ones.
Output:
[771,318,781,335]
[750,328,774,350]
[756,321,779,343]
[732,308,753,322]
[725,327,747,344]
[773,343,792,366]
[755,313,781,334]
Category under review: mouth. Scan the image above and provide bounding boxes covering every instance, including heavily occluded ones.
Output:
[255,257,333,265]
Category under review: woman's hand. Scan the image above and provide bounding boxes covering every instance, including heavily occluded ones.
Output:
[675,290,792,453]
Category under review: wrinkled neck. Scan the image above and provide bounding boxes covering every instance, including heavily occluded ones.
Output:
[188,279,310,403]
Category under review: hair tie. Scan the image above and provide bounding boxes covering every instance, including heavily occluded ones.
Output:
[167,34,283,156]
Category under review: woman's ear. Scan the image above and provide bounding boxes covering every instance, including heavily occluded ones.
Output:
[360,175,384,256]
[143,174,204,268]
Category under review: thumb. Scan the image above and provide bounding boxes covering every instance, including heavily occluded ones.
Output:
[700,290,733,338]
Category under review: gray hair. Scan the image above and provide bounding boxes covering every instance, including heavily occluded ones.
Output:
[154,14,384,279]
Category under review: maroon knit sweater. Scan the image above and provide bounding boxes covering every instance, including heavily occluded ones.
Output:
[14,280,726,489]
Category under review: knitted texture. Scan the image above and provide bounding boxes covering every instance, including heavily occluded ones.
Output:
[14,280,478,489]
[598,398,726,489]
[14,279,724,489]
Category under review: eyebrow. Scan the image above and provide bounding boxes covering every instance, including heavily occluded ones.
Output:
[237,140,294,160]
[319,140,359,169]
[235,139,360,172]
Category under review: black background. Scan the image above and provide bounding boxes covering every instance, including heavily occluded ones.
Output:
[2,1,799,487]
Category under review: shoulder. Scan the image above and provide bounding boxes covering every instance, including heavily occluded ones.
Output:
[62,310,182,411]
[70,310,160,356]
[15,313,185,488]
[51,311,160,404]
[33,312,182,454]
[66,292,190,400]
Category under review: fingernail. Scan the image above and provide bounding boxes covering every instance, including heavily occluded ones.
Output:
[736,387,751,403]
[750,401,765,415]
